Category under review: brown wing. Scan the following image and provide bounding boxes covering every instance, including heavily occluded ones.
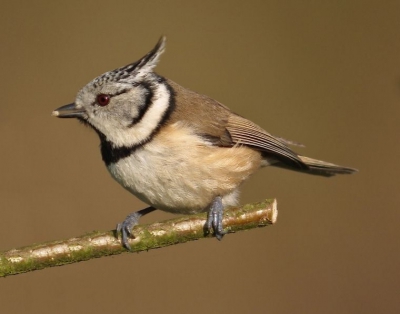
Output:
[167,79,233,145]
[226,114,307,169]
[167,79,307,169]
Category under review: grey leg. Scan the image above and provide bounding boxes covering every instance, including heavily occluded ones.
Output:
[116,206,157,250]
[205,196,226,240]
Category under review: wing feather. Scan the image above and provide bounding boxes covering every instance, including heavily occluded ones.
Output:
[226,114,307,169]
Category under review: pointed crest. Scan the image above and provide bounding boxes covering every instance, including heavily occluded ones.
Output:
[120,36,166,81]
[92,36,166,86]
[135,36,166,72]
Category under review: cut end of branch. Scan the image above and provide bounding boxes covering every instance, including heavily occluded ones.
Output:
[270,199,278,223]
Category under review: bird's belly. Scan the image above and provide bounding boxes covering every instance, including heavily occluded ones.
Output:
[106,124,262,214]
[108,159,209,214]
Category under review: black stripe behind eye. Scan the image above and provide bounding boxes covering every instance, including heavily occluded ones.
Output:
[127,82,154,127]
[113,88,131,97]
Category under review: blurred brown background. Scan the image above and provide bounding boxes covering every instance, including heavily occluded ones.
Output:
[0,1,399,313]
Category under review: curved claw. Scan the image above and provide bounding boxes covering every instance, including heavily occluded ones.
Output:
[116,206,157,250]
[205,196,226,240]
[116,212,142,250]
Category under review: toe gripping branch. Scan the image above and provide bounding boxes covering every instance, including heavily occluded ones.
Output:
[116,196,228,249]
[205,196,227,240]
[116,206,157,250]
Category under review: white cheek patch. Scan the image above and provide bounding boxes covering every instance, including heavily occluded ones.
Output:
[100,82,171,147]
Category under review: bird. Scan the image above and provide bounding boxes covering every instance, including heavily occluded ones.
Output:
[52,36,357,249]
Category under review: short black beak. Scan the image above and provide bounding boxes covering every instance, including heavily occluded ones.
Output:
[52,103,86,118]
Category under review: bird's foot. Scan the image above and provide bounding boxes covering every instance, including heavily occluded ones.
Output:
[205,196,227,240]
[116,206,156,250]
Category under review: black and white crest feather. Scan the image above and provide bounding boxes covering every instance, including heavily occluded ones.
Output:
[92,36,166,87]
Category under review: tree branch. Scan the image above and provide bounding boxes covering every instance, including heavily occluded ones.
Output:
[0,199,277,277]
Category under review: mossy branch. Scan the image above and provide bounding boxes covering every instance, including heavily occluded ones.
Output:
[0,199,277,277]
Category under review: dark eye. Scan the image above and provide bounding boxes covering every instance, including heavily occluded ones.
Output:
[96,94,110,106]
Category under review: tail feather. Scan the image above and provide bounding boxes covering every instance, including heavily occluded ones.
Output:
[272,155,358,177]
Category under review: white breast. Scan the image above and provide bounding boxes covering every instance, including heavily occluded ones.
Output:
[107,122,262,214]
